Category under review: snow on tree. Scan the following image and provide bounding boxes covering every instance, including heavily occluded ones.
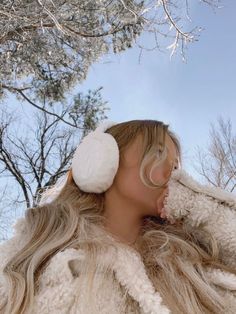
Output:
[0,0,221,102]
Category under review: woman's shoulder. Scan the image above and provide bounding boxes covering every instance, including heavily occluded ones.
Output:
[0,216,85,280]
[0,217,86,303]
[38,247,86,290]
[31,248,86,314]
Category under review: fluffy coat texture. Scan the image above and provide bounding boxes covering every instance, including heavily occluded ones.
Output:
[0,169,236,313]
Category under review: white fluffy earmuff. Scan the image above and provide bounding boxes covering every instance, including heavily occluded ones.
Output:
[71,120,119,193]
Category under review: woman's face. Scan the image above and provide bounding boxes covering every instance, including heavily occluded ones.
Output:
[112,133,180,218]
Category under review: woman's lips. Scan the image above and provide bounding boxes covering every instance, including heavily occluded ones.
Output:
[156,189,169,215]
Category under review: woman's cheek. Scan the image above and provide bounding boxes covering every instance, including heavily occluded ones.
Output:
[151,167,165,184]
[150,163,171,185]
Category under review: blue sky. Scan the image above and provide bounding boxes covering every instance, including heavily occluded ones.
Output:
[78,1,236,178]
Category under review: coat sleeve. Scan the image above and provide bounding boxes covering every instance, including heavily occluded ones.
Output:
[164,169,236,268]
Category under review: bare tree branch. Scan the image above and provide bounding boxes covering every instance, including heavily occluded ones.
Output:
[194,116,236,192]
[0,87,109,214]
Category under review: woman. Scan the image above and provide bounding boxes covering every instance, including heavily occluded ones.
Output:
[0,119,235,314]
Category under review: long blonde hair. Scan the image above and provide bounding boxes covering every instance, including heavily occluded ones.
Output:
[1,119,236,314]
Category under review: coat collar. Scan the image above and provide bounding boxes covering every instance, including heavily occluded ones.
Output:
[8,217,168,313]
[95,244,170,314]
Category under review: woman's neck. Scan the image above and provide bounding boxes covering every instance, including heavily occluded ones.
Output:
[103,190,143,246]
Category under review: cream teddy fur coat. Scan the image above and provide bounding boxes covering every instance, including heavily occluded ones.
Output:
[0,169,236,313]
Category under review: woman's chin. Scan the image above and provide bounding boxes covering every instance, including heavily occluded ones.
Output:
[142,214,166,225]
[147,206,161,217]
